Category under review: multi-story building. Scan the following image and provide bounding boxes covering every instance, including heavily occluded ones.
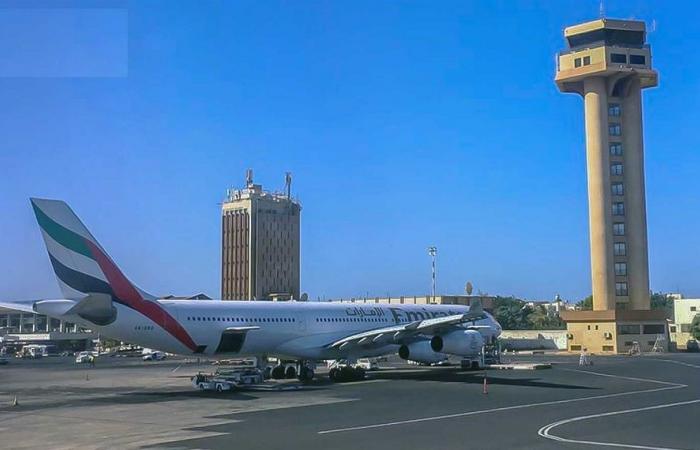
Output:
[555,18,667,352]
[669,298,700,350]
[221,170,301,300]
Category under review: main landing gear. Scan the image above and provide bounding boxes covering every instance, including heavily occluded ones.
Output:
[328,365,366,383]
[269,361,315,383]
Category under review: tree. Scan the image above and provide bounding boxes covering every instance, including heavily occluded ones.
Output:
[577,295,593,310]
[691,314,700,341]
[650,292,673,319]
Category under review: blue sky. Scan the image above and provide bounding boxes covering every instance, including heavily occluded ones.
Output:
[1,0,699,302]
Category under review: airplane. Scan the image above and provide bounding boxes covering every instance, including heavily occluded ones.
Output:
[0,198,502,382]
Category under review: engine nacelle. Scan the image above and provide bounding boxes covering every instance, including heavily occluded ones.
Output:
[398,341,447,364]
[431,329,484,356]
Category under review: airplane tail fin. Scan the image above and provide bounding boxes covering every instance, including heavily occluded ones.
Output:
[30,198,154,303]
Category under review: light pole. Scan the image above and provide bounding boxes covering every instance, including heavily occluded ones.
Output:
[428,246,437,303]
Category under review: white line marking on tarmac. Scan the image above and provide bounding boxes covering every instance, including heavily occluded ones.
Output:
[538,398,700,450]
[318,368,685,434]
[560,368,686,386]
[653,359,700,369]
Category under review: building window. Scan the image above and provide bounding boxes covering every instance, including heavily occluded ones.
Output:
[610,143,623,156]
[570,345,582,351]
[583,55,591,66]
[616,282,628,296]
[574,57,582,68]
[612,183,624,196]
[609,124,621,136]
[602,345,614,352]
[681,324,691,333]
[608,104,621,117]
[611,53,627,63]
[670,326,677,333]
[615,262,627,276]
[611,164,623,176]
[630,54,646,65]
[643,324,665,335]
[614,242,627,256]
[612,202,625,216]
[691,306,697,312]
[614,223,625,236]
[619,324,640,335]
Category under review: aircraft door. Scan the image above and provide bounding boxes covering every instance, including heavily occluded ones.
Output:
[296,312,306,333]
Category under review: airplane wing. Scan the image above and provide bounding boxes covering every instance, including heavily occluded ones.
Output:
[327,305,486,351]
[0,300,37,314]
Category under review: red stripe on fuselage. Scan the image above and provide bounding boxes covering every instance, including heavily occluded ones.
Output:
[84,239,198,352]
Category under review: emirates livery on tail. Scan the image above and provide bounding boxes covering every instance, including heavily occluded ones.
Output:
[1,199,501,381]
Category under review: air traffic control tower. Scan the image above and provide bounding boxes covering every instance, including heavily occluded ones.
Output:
[556,19,667,353]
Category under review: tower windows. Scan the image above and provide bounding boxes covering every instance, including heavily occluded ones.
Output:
[629,54,646,65]
[615,282,628,296]
[608,104,621,117]
[610,143,623,156]
[612,183,624,196]
[614,242,627,256]
[612,202,625,216]
[611,53,627,64]
[611,164,624,176]
[615,262,627,276]
[609,124,621,136]
[574,56,591,68]
[613,223,625,236]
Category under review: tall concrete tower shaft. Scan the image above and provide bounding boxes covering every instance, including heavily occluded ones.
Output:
[555,19,658,311]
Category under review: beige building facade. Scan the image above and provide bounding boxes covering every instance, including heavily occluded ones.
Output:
[221,171,301,300]
[669,298,700,349]
[555,18,657,311]
[561,309,667,353]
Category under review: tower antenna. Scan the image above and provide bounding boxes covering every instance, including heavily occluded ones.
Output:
[599,0,605,18]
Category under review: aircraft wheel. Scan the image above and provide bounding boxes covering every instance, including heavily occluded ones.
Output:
[329,367,339,382]
[298,366,313,382]
[285,365,297,379]
[271,365,285,379]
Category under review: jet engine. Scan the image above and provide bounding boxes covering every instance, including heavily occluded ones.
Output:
[430,329,484,356]
[398,341,447,364]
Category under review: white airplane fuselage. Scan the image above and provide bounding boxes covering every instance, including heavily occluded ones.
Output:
[59,300,501,360]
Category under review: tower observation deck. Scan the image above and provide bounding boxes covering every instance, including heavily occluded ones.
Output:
[555,19,658,311]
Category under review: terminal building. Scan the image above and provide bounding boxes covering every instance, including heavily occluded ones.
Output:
[0,306,96,354]
[555,18,667,353]
[221,170,301,301]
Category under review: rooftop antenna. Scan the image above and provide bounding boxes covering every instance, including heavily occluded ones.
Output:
[599,0,605,18]
[285,172,292,199]
[246,168,254,188]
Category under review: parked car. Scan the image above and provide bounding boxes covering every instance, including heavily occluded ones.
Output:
[142,351,166,361]
[686,340,699,352]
